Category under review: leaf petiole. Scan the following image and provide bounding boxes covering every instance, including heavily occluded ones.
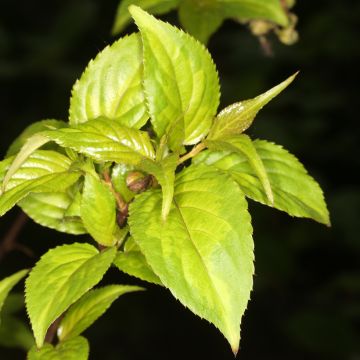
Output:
[178,143,206,165]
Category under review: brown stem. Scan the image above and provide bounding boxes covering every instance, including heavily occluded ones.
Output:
[0,211,30,261]
[44,315,63,345]
[103,170,127,213]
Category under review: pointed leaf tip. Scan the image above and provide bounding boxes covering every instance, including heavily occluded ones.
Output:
[208,72,299,140]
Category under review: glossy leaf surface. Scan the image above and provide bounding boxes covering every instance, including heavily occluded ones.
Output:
[0,151,80,217]
[19,190,86,235]
[25,243,116,347]
[129,165,254,352]
[43,118,155,165]
[69,34,148,129]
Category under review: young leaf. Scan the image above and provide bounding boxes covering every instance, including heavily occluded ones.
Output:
[25,243,116,348]
[42,117,155,165]
[178,0,225,44]
[219,0,288,26]
[208,73,297,139]
[114,238,162,285]
[129,165,254,353]
[0,151,80,217]
[206,135,274,204]
[19,191,86,235]
[0,269,28,318]
[81,172,117,246]
[139,154,178,220]
[69,34,148,129]
[27,336,89,360]
[1,134,50,190]
[6,119,67,157]
[112,0,180,35]
[195,139,330,225]
[58,285,143,341]
[130,6,220,146]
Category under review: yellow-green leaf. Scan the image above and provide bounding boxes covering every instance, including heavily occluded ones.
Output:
[195,139,330,225]
[81,173,117,246]
[0,270,28,318]
[129,165,254,353]
[0,151,80,217]
[69,34,148,129]
[42,118,155,165]
[206,135,274,204]
[58,285,143,341]
[208,73,297,139]
[27,336,89,360]
[112,0,180,35]
[25,243,116,348]
[130,6,220,147]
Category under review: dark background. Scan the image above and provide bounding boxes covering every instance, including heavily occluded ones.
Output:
[0,0,359,359]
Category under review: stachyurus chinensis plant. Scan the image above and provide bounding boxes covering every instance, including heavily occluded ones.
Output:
[0,6,329,359]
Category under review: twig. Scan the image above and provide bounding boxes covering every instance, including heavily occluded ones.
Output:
[0,211,32,261]
[44,315,64,345]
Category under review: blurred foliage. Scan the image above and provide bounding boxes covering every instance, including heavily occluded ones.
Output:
[0,0,359,359]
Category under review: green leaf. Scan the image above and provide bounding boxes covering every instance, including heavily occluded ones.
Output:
[19,191,86,235]
[219,0,288,26]
[129,165,254,353]
[1,134,50,190]
[6,119,67,157]
[0,316,34,351]
[208,73,297,139]
[27,336,89,360]
[114,237,162,285]
[139,154,178,220]
[0,293,34,350]
[0,151,80,217]
[178,0,225,44]
[0,270,28,318]
[130,6,220,147]
[25,243,116,348]
[69,34,148,129]
[206,135,274,204]
[112,0,180,35]
[195,139,330,225]
[58,285,143,341]
[42,117,155,165]
[81,172,117,246]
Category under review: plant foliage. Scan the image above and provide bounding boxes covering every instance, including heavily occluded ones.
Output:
[0,4,328,359]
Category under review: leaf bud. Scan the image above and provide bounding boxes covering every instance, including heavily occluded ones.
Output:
[126,171,152,193]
